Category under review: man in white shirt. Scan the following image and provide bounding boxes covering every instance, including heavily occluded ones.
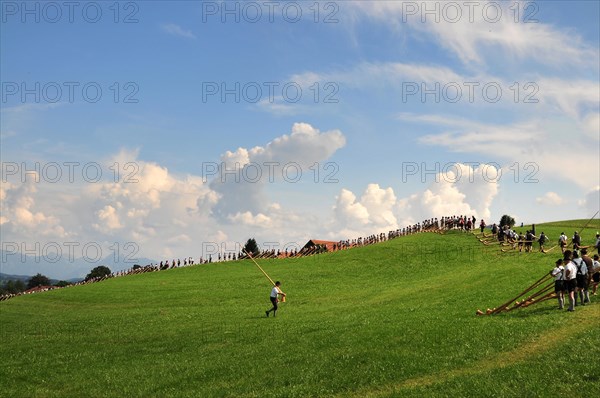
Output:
[563,251,578,312]
[559,232,568,253]
[550,259,565,309]
[571,251,588,306]
[266,281,286,317]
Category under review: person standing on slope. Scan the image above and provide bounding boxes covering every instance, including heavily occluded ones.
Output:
[559,232,568,254]
[581,248,593,304]
[266,281,286,318]
[550,259,565,309]
[538,232,548,252]
[572,231,582,250]
[591,254,600,296]
[563,251,578,312]
[571,251,587,307]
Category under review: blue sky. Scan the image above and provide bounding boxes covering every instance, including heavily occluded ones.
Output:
[1,1,599,278]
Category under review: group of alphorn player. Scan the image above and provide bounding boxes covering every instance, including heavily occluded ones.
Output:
[476,228,600,315]
[550,247,600,312]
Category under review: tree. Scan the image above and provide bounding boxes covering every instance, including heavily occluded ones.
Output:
[0,280,14,295]
[1,280,13,295]
[85,265,112,281]
[243,238,259,256]
[27,273,51,289]
[15,280,26,292]
[499,215,516,229]
[54,280,72,287]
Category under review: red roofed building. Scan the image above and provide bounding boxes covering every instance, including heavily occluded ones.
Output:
[303,240,338,252]
[23,285,55,294]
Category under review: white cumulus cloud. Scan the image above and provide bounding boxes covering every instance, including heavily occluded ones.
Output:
[332,163,498,238]
[536,192,566,206]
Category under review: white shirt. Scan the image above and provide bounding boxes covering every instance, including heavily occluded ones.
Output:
[592,260,600,272]
[564,261,578,280]
[572,258,587,275]
[559,234,567,243]
[551,265,565,281]
[270,286,280,298]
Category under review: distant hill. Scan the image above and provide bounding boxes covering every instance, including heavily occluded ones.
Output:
[0,273,34,283]
[0,273,82,285]
[0,252,157,280]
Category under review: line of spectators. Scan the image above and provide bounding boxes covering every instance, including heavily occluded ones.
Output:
[0,214,487,302]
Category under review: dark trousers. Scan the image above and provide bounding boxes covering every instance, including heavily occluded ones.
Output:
[269,297,278,312]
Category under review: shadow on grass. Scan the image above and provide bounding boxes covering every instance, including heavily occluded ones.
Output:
[246,314,286,320]
[510,301,599,318]
[506,305,559,318]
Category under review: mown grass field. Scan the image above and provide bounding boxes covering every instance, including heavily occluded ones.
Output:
[1,220,599,397]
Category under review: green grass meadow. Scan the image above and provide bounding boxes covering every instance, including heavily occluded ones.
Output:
[1,220,599,397]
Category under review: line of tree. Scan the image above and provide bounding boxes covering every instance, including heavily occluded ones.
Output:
[0,266,111,295]
[1,273,56,295]
[0,279,26,295]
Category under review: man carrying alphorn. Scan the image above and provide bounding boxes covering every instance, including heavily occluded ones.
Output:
[266,281,286,318]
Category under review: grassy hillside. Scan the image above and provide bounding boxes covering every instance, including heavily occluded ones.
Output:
[1,220,599,398]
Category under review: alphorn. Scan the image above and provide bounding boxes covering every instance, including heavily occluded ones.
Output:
[508,281,554,311]
[516,289,556,309]
[489,273,552,315]
[509,288,556,311]
[244,249,286,302]
[244,249,275,285]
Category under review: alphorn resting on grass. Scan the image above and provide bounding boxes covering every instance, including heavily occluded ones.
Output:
[479,239,503,245]
[542,245,558,254]
[476,273,553,316]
